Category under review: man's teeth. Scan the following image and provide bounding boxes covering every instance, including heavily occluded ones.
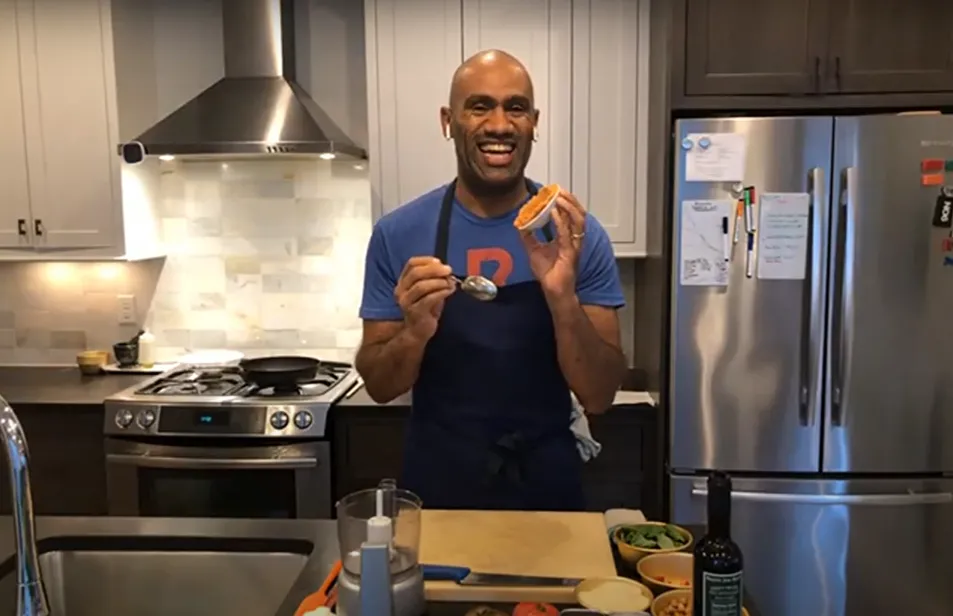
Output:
[479,144,514,153]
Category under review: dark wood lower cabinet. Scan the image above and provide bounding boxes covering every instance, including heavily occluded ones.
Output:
[331,404,661,519]
[0,405,108,516]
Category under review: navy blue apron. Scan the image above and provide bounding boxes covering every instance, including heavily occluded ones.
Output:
[400,178,585,511]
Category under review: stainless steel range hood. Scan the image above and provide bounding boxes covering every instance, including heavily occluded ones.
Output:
[122,0,365,161]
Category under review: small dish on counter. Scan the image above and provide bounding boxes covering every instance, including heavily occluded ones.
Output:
[636,552,693,593]
[612,522,693,567]
[651,588,749,616]
[76,350,108,375]
[574,576,653,614]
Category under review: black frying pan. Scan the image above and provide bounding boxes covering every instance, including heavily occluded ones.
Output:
[239,356,320,390]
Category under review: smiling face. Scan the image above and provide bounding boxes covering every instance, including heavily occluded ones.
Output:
[441,51,539,196]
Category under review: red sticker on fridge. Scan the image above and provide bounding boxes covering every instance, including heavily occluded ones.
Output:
[921,159,945,173]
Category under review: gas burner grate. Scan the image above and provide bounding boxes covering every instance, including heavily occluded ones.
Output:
[135,366,248,397]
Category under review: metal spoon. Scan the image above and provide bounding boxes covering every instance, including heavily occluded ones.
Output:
[451,275,497,301]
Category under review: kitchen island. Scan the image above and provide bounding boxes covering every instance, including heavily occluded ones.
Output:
[0,516,761,616]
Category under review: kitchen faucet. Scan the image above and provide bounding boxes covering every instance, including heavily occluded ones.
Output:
[0,394,50,615]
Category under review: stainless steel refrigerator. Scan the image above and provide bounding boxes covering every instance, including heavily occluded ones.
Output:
[670,114,953,616]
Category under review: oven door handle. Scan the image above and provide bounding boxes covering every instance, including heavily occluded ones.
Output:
[107,454,318,470]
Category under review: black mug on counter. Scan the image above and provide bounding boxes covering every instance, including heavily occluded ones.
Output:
[113,342,139,367]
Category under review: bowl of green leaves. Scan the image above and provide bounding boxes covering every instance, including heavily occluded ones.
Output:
[612,522,693,567]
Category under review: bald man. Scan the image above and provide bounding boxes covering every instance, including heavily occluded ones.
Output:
[356,50,625,511]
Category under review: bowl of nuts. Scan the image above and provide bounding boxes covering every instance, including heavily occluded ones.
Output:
[651,589,749,616]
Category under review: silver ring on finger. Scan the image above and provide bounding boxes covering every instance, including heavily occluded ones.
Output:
[571,232,586,240]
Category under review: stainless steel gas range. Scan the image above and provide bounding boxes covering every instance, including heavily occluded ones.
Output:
[103,361,359,519]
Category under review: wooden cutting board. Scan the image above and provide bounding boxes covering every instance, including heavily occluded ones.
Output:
[419,509,616,603]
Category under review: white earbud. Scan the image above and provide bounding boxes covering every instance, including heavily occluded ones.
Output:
[443,126,451,141]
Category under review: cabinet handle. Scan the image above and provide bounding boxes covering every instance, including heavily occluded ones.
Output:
[34,219,43,237]
[813,56,821,93]
[834,56,842,90]
[17,219,26,236]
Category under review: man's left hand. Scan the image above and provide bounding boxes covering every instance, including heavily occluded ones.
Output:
[519,191,587,300]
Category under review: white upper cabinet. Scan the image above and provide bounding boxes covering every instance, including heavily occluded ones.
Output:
[572,0,649,254]
[364,0,462,217]
[461,0,572,189]
[366,0,654,254]
[0,0,32,249]
[18,0,119,249]
[0,0,163,260]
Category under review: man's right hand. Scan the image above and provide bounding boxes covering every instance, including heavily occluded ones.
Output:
[395,257,455,343]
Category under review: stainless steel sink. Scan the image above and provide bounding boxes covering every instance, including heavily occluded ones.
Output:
[0,535,313,616]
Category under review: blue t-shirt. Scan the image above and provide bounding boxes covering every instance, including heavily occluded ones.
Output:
[360,183,625,320]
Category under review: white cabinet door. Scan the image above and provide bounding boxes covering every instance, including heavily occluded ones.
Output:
[17,0,118,248]
[571,0,649,254]
[0,0,33,249]
[461,0,572,189]
[365,0,462,218]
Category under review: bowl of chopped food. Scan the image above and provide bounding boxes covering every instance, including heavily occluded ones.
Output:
[513,184,561,232]
[612,522,693,567]
[651,589,749,616]
[636,552,693,593]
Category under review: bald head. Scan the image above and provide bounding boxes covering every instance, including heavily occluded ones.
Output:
[440,49,539,197]
[448,49,534,108]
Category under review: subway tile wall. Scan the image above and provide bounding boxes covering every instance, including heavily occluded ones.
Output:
[0,159,637,365]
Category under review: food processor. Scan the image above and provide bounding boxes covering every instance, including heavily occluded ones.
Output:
[336,479,426,616]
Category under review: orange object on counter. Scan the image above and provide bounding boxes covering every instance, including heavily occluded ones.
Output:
[294,559,341,616]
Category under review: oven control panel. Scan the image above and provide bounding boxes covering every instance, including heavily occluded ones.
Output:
[103,404,330,438]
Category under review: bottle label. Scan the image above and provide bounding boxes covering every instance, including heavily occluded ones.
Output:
[701,570,743,616]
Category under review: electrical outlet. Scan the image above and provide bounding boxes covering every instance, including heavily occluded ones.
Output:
[117,294,137,325]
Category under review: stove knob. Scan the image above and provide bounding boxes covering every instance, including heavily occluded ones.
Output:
[115,409,134,429]
[270,411,289,430]
[294,411,313,429]
[136,409,156,428]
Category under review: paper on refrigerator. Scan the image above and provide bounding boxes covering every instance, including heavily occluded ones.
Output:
[679,199,733,286]
[756,192,811,280]
[684,133,747,183]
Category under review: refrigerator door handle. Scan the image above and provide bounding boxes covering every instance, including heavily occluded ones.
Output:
[690,487,953,506]
[799,168,823,426]
[830,167,856,427]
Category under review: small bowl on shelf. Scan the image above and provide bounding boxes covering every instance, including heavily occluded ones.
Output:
[612,522,694,567]
[651,588,749,616]
[76,350,108,375]
[636,552,693,594]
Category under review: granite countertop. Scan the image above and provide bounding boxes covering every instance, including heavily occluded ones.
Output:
[339,382,657,408]
[0,367,148,406]
[0,366,658,410]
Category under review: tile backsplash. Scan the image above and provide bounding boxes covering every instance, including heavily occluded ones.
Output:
[0,159,637,366]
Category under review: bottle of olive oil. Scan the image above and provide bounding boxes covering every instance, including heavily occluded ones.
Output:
[693,471,744,616]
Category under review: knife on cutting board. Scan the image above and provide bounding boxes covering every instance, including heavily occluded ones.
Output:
[422,564,581,587]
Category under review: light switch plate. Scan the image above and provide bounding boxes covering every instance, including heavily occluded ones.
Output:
[117,294,137,325]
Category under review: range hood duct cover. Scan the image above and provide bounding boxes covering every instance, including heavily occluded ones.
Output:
[124,0,365,160]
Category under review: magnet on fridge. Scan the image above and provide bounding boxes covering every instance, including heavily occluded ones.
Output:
[921,159,944,173]
[944,256,953,267]
[698,136,711,150]
[943,185,953,198]
[922,173,944,186]
[943,238,953,252]
[681,138,694,151]
[932,196,953,227]
[945,160,953,172]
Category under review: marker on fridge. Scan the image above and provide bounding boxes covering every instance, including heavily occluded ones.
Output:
[722,216,730,262]
[744,233,754,278]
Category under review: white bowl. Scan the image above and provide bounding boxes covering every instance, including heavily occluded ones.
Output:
[516,185,561,231]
